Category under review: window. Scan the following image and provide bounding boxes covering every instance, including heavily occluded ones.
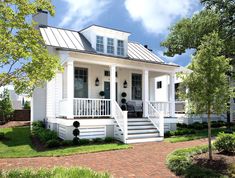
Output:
[132,73,142,100]
[156,81,162,89]
[117,40,124,56]
[96,36,104,52]
[107,38,114,54]
[104,70,118,77]
[74,67,88,98]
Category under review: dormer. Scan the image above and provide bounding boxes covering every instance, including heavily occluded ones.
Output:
[80,25,131,57]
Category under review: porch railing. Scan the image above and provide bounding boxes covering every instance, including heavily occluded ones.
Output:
[150,101,171,117]
[113,101,128,143]
[73,98,111,117]
[147,101,164,137]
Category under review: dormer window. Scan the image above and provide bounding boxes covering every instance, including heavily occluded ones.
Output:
[107,38,114,54]
[96,36,104,53]
[117,40,124,56]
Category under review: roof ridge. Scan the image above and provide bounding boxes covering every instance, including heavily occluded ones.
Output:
[39,25,80,33]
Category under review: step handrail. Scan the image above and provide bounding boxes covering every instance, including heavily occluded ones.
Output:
[146,101,164,137]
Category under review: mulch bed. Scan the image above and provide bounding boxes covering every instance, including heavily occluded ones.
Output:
[0,121,30,128]
[193,151,235,176]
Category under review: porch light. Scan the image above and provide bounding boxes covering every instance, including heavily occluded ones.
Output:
[95,78,99,86]
[123,80,127,88]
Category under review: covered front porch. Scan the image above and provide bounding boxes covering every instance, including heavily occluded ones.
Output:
[58,60,176,120]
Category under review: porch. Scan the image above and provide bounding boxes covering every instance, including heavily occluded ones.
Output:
[54,57,177,143]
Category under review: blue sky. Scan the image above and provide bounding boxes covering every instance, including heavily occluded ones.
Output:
[50,0,201,66]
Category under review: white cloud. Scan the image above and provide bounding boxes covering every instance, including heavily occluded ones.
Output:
[124,0,199,35]
[59,0,110,28]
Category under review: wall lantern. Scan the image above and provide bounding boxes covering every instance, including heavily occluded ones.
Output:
[95,78,99,86]
[123,80,127,88]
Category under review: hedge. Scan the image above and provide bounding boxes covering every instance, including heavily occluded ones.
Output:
[166,146,224,177]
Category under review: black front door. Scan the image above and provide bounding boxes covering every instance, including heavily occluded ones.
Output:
[104,81,118,101]
[104,81,110,99]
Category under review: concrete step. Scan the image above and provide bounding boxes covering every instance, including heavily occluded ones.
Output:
[128,122,153,126]
[128,129,158,134]
[128,125,156,130]
[128,133,159,139]
[126,137,164,144]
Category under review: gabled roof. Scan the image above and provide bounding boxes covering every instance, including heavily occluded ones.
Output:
[39,25,175,65]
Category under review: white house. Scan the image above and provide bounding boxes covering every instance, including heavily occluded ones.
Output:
[31,11,182,143]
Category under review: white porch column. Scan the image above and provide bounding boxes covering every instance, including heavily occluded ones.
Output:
[143,69,149,117]
[169,73,175,117]
[110,65,116,117]
[67,60,74,119]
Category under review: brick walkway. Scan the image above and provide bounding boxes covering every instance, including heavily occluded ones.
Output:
[0,139,207,178]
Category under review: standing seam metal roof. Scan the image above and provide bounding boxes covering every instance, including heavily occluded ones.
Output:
[39,25,166,64]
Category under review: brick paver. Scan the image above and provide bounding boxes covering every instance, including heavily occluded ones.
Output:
[0,139,207,177]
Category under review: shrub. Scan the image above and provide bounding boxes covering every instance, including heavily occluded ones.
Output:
[176,123,188,129]
[0,132,4,140]
[93,138,104,143]
[32,121,45,130]
[165,128,196,137]
[73,137,80,145]
[79,139,90,145]
[61,140,73,147]
[214,132,235,153]
[166,146,211,176]
[104,137,114,143]
[46,139,61,148]
[190,122,204,130]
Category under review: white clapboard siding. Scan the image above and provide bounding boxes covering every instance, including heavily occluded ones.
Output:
[58,125,66,140]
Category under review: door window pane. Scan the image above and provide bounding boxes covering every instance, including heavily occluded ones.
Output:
[132,73,142,100]
[74,67,88,98]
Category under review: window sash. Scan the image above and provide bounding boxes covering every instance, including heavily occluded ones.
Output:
[96,36,104,52]
[74,67,88,98]
[132,73,142,100]
[117,40,124,56]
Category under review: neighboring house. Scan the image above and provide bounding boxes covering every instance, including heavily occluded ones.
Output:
[31,10,184,143]
[0,85,30,110]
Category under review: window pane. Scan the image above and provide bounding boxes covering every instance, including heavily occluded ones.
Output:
[96,36,104,53]
[74,67,88,98]
[117,40,124,56]
[157,81,162,89]
[132,73,142,100]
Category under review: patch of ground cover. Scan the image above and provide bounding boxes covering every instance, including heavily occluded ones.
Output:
[0,167,110,178]
[193,151,235,177]
[0,126,130,158]
[165,127,230,143]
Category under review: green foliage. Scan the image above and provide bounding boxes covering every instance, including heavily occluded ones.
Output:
[165,128,196,137]
[0,167,110,178]
[0,132,4,140]
[32,121,58,143]
[93,138,104,143]
[23,101,30,109]
[60,140,73,147]
[166,146,222,177]
[180,32,231,115]
[162,1,235,58]
[45,139,60,148]
[0,0,62,94]
[79,139,91,145]
[0,126,130,158]
[104,137,115,143]
[0,89,14,122]
[214,132,235,153]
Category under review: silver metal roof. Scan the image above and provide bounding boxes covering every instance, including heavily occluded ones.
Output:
[39,26,165,64]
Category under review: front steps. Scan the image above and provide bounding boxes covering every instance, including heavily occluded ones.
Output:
[115,117,163,144]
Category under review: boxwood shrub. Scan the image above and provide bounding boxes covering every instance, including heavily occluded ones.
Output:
[165,128,196,137]
[166,146,221,177]
[46,139,61,148]
[214,132,235,153]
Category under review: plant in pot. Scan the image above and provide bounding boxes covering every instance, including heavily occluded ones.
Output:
[99,91,105,99]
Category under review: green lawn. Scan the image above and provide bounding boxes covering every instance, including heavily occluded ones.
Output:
[0,167,110,178]
[0,126,130,158]
[165,127,234,143]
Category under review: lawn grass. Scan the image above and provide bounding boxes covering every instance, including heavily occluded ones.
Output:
[0,126,130,158]
[0,167,110,178]
[165,127,232,143]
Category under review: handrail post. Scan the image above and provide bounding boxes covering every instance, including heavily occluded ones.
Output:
[123,111,128,143]
[159,111,164,137]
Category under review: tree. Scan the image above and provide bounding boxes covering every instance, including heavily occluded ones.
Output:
[0,0,62,94]
[179,32,232,160]
[0,89,14,123]
[23,100,30,109]
[161,0,235,58]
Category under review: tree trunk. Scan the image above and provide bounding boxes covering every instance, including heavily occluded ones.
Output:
[208,108,212,160]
